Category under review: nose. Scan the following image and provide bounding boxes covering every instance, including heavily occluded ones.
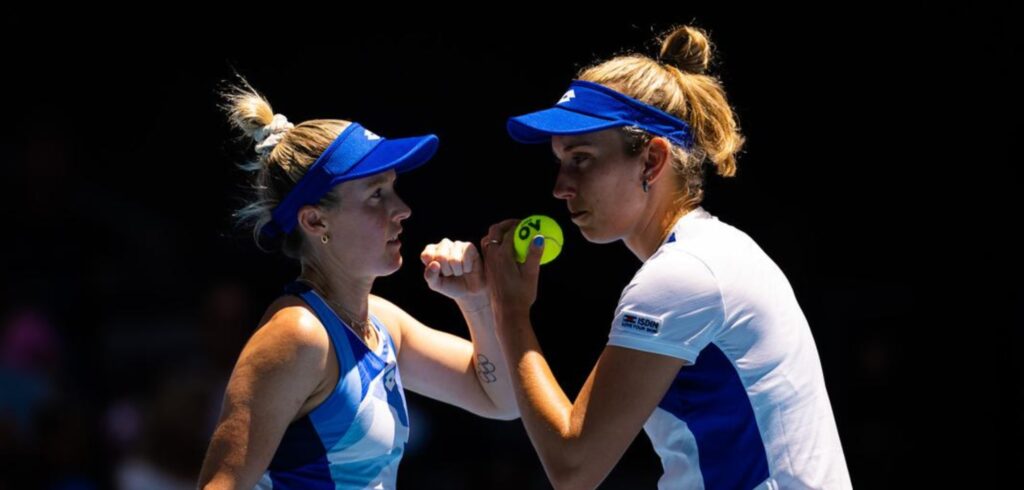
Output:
[552,166,576,201]
[394,195,412,222]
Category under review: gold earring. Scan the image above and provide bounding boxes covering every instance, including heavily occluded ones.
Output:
[321,233,330,244]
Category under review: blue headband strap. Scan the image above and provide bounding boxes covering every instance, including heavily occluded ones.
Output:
[559,80,694,148]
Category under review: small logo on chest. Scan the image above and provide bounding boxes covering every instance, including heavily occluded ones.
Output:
[384,362,398,391]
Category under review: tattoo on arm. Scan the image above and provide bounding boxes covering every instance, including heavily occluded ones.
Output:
[476,354,497,383]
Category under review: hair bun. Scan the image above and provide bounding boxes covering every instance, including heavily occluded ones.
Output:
[658,25,712,75]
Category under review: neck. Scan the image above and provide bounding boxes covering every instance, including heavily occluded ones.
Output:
[624,189,691,262]
[298,260,373,330]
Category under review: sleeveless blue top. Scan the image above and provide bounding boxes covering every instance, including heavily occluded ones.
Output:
[255,281,410,489]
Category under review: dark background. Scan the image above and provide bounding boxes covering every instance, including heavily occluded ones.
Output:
[2,7,1018,489]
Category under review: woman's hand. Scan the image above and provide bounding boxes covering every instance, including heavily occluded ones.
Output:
[421,238,488,309]
[479,219,546,317]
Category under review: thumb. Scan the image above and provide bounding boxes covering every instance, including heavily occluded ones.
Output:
[424,261,442,288]
[524,234,545,272]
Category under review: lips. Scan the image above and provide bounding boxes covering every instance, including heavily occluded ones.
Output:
[387,230,402,243]
[570,211,587,220]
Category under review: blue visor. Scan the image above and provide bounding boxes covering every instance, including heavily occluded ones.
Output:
[507,80,694,149]
[264,122,438,237]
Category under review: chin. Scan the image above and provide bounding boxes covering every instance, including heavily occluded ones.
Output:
[379,255,403,276]
[578,225,617,245]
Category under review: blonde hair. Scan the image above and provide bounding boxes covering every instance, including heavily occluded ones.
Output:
[220,77,351,259]
[578,25,745,210]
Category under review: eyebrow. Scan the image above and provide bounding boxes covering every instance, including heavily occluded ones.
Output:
[364,173,395,188]
[553,141,594,157]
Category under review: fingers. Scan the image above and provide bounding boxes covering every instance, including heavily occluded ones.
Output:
[525,234,545,269]
[423,220,524,278]
[479,224,518,273]
[518,234,544,285]
[424,260,441,281]
[462,242,478,275]
[485,219,520,244]
[423,260,442,290]
[439,240,456,276]
[447,240,464,276]
[421,239,477,276]
[480,235,500,257]
[481,218,522,256]
[420,243,435,266]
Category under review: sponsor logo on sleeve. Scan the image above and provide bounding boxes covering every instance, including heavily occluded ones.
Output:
[618,311,661,335]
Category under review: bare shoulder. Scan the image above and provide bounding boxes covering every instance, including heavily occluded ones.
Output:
[199,296,334,487]
[243,295,331,372]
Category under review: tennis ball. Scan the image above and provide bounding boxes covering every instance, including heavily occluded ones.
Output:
[513,215,563,265]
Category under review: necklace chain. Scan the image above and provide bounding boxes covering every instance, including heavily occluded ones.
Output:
[325,297,370,333]
[299,279,374,340]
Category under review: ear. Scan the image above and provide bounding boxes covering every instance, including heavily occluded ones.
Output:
[641,136,673,184]
[296,205,329,238]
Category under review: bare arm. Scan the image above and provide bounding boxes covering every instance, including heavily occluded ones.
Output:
[372,293,518,420]
[481,219,685,489]
[373,238,518,420]
[498,307,684,489]
[198,306,331,489]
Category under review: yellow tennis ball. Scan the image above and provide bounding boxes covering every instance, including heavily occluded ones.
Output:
[514,215,563,265]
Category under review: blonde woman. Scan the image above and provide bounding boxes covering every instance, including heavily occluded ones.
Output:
[198,81,516,489]
[482,25,852,489]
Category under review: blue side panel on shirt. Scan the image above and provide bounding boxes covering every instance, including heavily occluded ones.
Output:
[269,461,335,490]
[351,333,386,399]
[267,416,334,489]
[658,343,769,490]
